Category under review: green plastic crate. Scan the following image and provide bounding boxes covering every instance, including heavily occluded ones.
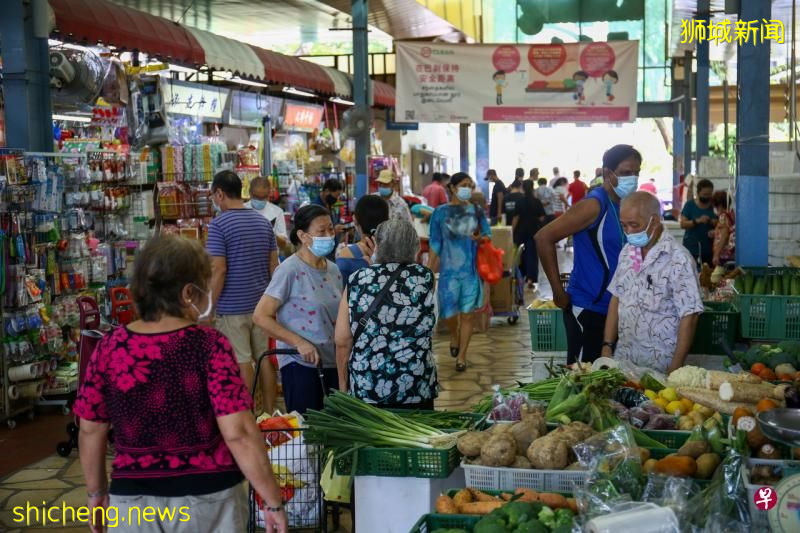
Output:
[641,430,691,449]
[334,445,460,478]
[690,301,739,355]
[735,267,800,341]
[527,305,568,351]
[408,514,479,533]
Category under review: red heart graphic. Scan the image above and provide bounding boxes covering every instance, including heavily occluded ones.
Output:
[528,44,567,76]
[309,311,317,316]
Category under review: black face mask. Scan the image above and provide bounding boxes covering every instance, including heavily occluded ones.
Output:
[698,196,711,204]
[325,194,337,205]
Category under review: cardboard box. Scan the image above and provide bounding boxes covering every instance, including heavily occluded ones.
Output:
[491,226,515,270]
[490,276,514,313]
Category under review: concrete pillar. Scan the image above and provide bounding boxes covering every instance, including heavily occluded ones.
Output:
[683,51,693,177]
[352,0,369,199]
[735,0,771,266]
[0,0,53,151]
[695,0,710,165]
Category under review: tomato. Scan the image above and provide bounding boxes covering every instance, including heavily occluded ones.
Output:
[751,363,767,375]
[758,368,777,381]
[756,398,780,412]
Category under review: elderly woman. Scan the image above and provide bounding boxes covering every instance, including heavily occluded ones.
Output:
[254,205,343,414]
[74,236,287,533]
[334,219,437,409]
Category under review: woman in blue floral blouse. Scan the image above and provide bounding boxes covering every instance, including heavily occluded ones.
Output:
[334,219,438,409]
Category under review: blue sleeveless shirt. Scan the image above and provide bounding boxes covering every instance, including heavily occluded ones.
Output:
[567,187,624,314]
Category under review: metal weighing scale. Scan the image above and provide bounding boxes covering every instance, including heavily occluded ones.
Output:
[757,409,800,533]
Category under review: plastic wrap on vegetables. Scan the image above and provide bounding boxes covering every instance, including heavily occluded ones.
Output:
[628,406,651,429]
[574,424,644,503]
[613,387,650,408]
[607,400,630,423]
[644,414,677,430]
[641,473,700,531]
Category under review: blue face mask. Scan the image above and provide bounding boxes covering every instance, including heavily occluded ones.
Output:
[309,236,336,258]
[613,175,639,199]
[250,199,267,210]
[626,216,654,248]
[378,187,392,197]
[456,187,472,202]
[212,202,221,213]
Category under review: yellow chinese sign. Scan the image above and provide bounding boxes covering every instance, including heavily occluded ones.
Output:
[680,19,784,44]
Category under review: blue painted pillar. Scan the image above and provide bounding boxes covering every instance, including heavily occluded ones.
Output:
[0,0,53,151]
[736,0,770,266]
[673,114,684,209]
[352,0,369,199]
[475,123,490,197]
[695,0,710,163]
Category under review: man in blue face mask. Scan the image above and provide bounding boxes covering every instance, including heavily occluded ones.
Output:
[374,169,412,223]
[601,191,704,374]
[536,144,643,365]
[246,176,288,248]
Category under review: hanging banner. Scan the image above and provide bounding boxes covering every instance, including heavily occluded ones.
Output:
[396,41,638,123]
[161,79,230,121]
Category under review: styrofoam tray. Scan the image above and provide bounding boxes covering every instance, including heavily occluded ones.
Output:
[462,461,588,493]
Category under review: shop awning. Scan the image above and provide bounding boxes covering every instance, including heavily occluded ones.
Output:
[373,81,396,108]
[185,27,265,80]
[48,0,204,65]
[250,47,336,95]
[323,67,355,100]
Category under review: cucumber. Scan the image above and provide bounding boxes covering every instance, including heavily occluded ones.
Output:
[744,272,755,294]
[784,272,793,295]
[792,276,800,297]
[764,275,773,295]
[753,277,766,295]
[640,373,665,392]
[734,277,744,293]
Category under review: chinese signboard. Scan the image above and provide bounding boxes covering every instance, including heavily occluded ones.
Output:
[161,79,230,120]
[283,102,323,132]
[680,18,784,45]
[396,41,638,123]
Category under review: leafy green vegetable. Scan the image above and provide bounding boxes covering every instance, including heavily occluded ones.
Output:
[538,506,556,529]
[505,501,537,526]
[473,519,506,533]
[554,508,574,527]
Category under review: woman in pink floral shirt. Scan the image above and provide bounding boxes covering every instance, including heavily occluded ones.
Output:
[74,236,287,533]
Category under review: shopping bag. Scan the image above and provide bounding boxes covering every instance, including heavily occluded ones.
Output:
[320,451,352,504]
[476,237,504,284]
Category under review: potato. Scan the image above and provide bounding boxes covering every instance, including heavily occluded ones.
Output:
[527,436,571,470]
[643,458,658,475]
[678,416,695,431]
[457,431,487,457]
[489,422,513,435]
[511,456,533,469]
[689,411,706,426]
[695,453,721,479]
[511,418,545,455]
[677,440,710,459]
[481,433,517,467]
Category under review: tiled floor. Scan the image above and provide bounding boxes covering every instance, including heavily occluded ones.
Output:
[0,251,573,531]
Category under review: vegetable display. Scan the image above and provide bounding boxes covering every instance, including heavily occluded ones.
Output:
[733,270,800,295]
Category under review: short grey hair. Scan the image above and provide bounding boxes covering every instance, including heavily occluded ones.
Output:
[622,190,661,219]
[374,219,419,264]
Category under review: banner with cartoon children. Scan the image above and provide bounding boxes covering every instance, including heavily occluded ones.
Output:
[396,41,638,123]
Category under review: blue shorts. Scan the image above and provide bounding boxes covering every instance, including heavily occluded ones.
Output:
[438,274,483,319]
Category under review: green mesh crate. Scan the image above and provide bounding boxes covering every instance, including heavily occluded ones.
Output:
[527,305,568,351]
[334,445,460,478]
[408,514,480,533]
[641,430,691,449]
[736,267,800,341]
[690,301,739,355]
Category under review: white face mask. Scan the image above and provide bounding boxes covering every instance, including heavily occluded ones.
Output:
[190,284,213,321]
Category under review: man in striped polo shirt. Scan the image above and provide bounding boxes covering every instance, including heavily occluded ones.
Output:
[207,170,279,412]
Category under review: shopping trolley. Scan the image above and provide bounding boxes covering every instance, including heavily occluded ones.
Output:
[248,349,327,532]
[56,297,113,457]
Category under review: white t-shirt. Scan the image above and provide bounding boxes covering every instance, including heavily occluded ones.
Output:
[245,200,287,240]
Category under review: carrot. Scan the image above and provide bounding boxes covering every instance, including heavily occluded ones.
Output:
[514,488,539,503]
[567,497,579,514]
[452,489,473,507]
[468,488,500,502]
[537,492,570,510]
[501,493,513,502]
[457,501,504,515]
[435,495,458,514]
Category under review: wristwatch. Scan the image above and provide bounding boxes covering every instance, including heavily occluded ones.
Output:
[602,341,615,349]
[264,503,285,513]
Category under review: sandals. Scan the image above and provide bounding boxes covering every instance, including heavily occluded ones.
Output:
[449,346,459,358]
[456,360,467,372]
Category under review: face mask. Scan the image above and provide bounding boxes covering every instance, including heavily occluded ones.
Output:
[325,194,337,206]
[613,175,639,199]
[698,196,711,204]
[378,187,393,197]
[456,187,472,202]
[190,284,213,321]
[212,202,221,213]
[309,236,336,257]
[626,216,654,248]
[250,199,267,210]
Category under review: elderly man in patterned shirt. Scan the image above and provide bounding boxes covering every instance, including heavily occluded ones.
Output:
[601,191,704,374]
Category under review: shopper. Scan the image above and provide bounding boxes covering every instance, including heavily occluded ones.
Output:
[207,170,278,413]
[552,177,569,217]
[487,169,506,225]
[423,172,449,208]
[246,176,288,248]
[536,144,642,365]
[589,168,604,189]
[680,179,717,266]
[639,178,658,195]
[513,180,547,289]
[314,178,346,259]
[375,169,412,222]
[712,190,736,267]
[336,195,390,285]
[602,192,703,373]
[503,180,524,226]
[568,170,588,205]
[529,168,539,183]
[428,172,491,372]
[535,177,556,222]
[254,205,343,414]
[74,236,288,533]
[335,219,437,408]
[549,167,562,187]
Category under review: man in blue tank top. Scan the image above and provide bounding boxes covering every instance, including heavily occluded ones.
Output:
[535,145,642,364]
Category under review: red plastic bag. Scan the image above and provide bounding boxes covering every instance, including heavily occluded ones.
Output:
[476,238,504,284]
